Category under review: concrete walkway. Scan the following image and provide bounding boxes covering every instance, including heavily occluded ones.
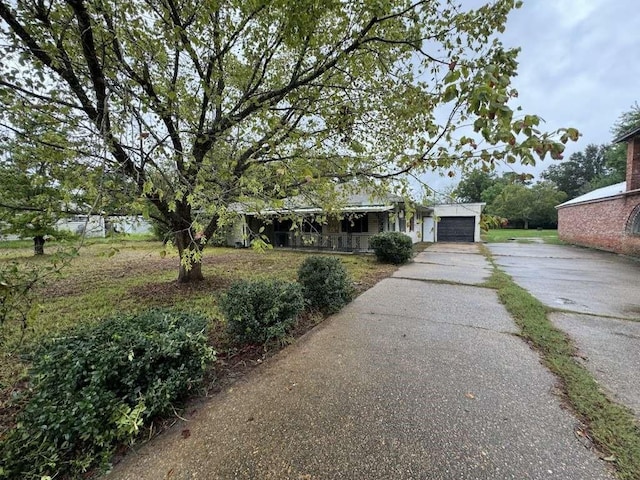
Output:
[107,244,613,480]
[489,243,640,417]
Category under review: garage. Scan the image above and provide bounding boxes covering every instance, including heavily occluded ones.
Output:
[437,216,475,242]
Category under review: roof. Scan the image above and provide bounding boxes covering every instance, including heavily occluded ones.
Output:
[556,181,627,208]
[230,188,434,215]
[613,125,640,144]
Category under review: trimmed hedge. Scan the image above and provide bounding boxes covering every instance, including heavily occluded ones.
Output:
[220,279,304,345]
[0,310,215,480]
[370,231,414,264]
[298,256,353,314]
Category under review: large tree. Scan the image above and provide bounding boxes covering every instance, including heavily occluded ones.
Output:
[542,104,640,197]
[454,169,497,203]
[0,0,575,282]
[487,181,565,229]
[541,144,609,199]
[0,109,88,254]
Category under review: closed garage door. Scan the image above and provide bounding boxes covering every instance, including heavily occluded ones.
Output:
[437,217,475,242]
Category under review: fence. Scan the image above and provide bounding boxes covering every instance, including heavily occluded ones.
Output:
[272,232,374,252]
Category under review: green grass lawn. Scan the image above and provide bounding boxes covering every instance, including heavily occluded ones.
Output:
[482,228,563,244]
[0,239,397,436]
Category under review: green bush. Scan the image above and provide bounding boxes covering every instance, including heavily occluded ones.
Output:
[298,256,353,314]
[221,279,304,345]
[370,231,414,264]
[0,310,215,480]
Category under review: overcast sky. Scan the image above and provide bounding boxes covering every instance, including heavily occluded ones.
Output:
[420,0,640,197]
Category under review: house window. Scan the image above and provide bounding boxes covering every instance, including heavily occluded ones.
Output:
[341,214,368,233]
[629,206,640,235]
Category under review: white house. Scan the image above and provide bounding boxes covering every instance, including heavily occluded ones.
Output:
[226,193,484,251]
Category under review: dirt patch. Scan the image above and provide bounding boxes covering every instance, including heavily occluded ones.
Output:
[126,277,232,305]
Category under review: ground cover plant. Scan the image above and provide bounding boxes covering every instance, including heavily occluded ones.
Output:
[0,310,214,479]
[0,238,397,472]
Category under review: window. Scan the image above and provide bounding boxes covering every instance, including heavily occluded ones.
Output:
[629,206,640,235]
[341,214,368,233]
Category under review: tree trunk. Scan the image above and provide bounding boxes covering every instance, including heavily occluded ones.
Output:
[524,219,529,230]
[175,228,205,283]
[33,235,45,255]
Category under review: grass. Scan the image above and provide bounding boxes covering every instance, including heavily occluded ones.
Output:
[482,228,564,244]
[481,246,640,480]
[0,239,397,438]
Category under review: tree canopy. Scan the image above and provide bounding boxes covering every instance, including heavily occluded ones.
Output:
[540,144,609,199]
[0,0,575,281]
[454,170,564,228]
[540,104,640,199]
[487,181,565,228]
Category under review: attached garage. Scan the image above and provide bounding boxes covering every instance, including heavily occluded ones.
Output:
[421,203,485,243]
[437,216,475,242]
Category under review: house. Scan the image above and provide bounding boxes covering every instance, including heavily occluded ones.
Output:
[556,126,640,256]
[226,191,484,252]
[56,214,153,237]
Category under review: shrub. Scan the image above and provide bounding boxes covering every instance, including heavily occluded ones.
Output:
[370,231,414,264]
[298,256,353,314]
[221,279,304,345]
[0,310,215,480]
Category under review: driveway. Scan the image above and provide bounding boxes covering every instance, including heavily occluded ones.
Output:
[489,243,640,416]
[107,244,612,479]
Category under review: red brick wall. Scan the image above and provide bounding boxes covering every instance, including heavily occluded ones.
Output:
[626,136,640,192]
[558,192,640,257]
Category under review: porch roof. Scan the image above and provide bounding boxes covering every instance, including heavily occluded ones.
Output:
[244,205,395,216]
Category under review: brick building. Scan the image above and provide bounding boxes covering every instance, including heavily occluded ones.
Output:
[557,126,640,257]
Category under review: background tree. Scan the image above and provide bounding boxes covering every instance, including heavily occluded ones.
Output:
[540,144,609,199]
[592,103,640,189]
[487,181,565,229]
[0,0,576,282]
[0,109,87,255]
[541,104,640,197]
[453,170,496,203]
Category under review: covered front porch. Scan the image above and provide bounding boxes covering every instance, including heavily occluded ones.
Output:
[243,210,389,252]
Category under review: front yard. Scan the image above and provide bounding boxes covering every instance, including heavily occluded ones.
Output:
[0,239,397,440]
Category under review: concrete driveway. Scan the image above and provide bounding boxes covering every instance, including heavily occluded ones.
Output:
[489,243,640,416]
[107,243,613,480]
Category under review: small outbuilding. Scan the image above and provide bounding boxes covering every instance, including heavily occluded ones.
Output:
[556,126,640,257]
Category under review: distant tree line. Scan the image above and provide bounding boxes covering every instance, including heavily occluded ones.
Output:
[454,104,640,228]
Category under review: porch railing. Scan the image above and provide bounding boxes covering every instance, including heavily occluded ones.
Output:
[272,232,374,252]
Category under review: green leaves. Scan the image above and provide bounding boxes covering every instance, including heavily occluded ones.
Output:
[0,310,215,479]
[0,0,580,280]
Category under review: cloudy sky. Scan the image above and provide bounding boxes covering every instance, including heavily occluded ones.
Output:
[422,0,640,196]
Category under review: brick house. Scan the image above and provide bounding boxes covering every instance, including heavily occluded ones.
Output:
[556,126,640,256]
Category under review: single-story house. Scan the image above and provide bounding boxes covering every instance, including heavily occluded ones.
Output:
[1,215,153,241]
[57,214,153,237]
[226,192,484,252]
[557,126,640,257]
